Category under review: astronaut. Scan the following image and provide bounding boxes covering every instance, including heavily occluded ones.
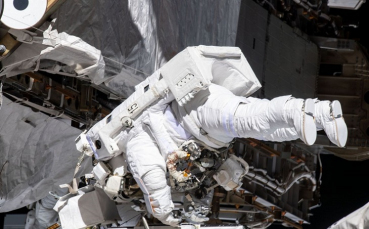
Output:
[81,46,347,226]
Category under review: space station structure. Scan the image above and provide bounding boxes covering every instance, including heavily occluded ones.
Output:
[0,0,367,229]
[50,45,321,229]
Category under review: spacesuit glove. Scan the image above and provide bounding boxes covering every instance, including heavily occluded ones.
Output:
[157,213,182,227]
[184,211,209,224]
[149,185,181,227]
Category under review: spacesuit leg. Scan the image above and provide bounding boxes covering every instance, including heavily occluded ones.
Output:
[233,97,348,146]
[197,94,317,145]
[125,127,180,227]
[235,96,317,144]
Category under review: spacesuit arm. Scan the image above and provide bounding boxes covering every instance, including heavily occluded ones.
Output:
[126,130,180,227]
[141,170,180,227]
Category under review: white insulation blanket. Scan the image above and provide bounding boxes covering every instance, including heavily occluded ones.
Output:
[51,0,241,97]
[328,202,369,229]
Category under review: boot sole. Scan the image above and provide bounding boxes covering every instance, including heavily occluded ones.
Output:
[331,101,348,147]
[302,99,317,145]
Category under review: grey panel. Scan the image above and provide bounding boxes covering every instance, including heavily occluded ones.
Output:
[236,2,318,99]
[236,0,268,88]
[264,16,318,99]
[4,214,27,228]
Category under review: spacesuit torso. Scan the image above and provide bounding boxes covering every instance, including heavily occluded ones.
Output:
[118,80,248,158]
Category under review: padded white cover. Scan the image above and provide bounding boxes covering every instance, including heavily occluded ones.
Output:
[58,187,121,229]
[329,202,369,229]
[0,28,105,85]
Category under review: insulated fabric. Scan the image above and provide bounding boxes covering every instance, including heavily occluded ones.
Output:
[25,197,59,229]
[328,202,369,229]
[0,28,105,85]
[0,82,3,110]
[0,97,92,212]
[51,0,241,98]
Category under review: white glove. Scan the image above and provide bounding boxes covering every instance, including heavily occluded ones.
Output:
[149,186,181,227]
[141,169,181,227]
[158,212,182,227]
[184,211,209,224]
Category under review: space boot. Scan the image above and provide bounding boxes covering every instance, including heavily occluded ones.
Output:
[284,98,317,145]
[314,100,348,147]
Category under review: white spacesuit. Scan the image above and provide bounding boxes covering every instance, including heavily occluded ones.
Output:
[72,46,348,227]
[120,87,347,226]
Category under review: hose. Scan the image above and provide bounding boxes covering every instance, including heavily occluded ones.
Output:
[230,154,249,178]
[285,172,317,192]
[246,169,316,196]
